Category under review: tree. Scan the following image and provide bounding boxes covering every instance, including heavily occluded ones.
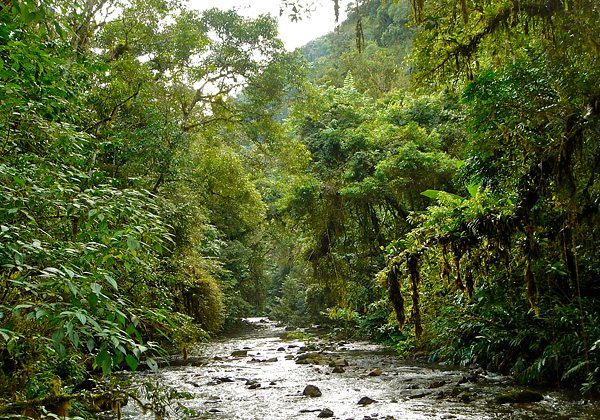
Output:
[379,0,600,392]
[0,0,305,416]
[275,75,462,334]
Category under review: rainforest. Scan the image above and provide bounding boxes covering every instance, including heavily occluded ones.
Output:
[1,0,599,418]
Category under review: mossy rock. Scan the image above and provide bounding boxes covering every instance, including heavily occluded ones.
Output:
[494,389,544,404]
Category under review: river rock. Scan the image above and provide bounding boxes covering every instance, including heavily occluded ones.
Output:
[303,385,322,397]
[494,389,544,404]
[332,366,345,373]
[367,368,383,377]
[458,391,472,403]
[299,344,318,352]
[357,396,377,405]
[428,380,446,388]
[330,358,349,367]
[296,352,324,365]
[231,350,248,357]
[408,392,431,399]
[318,408,334,418]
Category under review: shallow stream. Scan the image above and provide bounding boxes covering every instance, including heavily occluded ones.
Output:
[112,319,599,420]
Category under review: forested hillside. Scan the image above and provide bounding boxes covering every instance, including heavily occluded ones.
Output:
[1,0,599,418]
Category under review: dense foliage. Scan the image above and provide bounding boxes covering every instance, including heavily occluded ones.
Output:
[0,0,302,417]
[278,0,600,395]
[1,0,599,417]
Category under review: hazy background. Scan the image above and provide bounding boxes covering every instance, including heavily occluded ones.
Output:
[188,0,346,50]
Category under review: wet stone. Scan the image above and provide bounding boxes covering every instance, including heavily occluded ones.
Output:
[231,350,248,357]
[303,384,322,397]
[408,392,431,399]
[428,380,446,388]
[458,391,472,403]
[367,368,383,377]
[318,408,334,418]
[357,396,377,406]
[494,389,544,404]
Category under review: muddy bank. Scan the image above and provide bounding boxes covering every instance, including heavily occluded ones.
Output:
[110,319,599,420]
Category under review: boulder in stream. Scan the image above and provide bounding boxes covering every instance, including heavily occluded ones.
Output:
[428,380,446,388]
[357,396,377,405]
[296,352,322,364]
[317,408,334,417]
[330,358,349,367]
[231,350,248,357]
[367,368,383,377]
[494,389,544,404]
[303,384,322,397]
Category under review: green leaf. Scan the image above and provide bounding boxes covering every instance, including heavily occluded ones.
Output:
[421,190,441,199]
[95,350,113,375]
[467,182,480,197]
[421,189,463,201]
[0,329,11,342]
[72,331,80,348]
[126,354,139,371]
[104,274,118,291]
[127,236,140,251]
[146,357,158,372]
[7,338,18,356]
[75,311,87,325]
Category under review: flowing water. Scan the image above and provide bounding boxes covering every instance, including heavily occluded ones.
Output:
[111,319,599,420]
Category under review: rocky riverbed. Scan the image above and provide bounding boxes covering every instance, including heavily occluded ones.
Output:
[111,319,599,420]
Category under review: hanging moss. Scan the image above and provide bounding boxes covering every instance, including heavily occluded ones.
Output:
[407,253,423,340]
[386,259,406,330]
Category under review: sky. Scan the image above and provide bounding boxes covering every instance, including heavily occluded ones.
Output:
[187,0,347,50]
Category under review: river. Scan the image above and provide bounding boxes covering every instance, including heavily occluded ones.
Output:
[111,319,599,420]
